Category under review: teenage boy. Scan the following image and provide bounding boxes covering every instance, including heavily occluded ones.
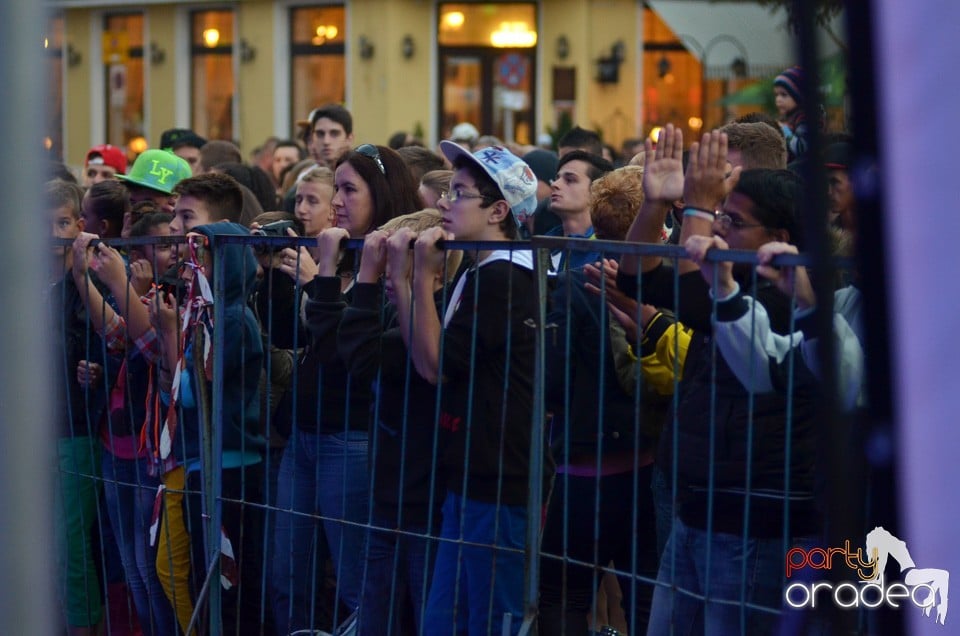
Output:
[48,178,110,635]
[309,104,355,168]
[390,142,552,635]
[83,144,128,187]
[149,173,264,633]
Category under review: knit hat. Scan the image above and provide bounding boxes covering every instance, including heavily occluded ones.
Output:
[774,66,805,104]
[118,149,192,194]
[84,144,127,175]
[439,140,538,225]
[521,149,559,185]
[824,142,853,170]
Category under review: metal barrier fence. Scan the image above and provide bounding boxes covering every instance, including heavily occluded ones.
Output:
[53,231,871,636]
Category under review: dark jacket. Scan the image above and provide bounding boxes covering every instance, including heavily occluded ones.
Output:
[50,272,111,439]
[439,256,553,506]
[620,264,819,537]
[174,223,265,465]
[337,282,447,526]
[283,276,372,435]
[545,268,668,461]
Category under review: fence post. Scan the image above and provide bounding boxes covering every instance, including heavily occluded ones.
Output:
[518,245,554,636]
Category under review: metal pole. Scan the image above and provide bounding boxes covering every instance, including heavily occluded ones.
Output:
[0,2,55,634]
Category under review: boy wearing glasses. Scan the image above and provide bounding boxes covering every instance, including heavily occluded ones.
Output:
[388,142,552,635]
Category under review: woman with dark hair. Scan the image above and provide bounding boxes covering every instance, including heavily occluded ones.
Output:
[270,143,421,635]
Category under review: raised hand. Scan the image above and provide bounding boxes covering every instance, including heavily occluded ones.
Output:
[385,227,417,291]
[413,226,450,279]
[683,130,740,212]
[642,124,685,204]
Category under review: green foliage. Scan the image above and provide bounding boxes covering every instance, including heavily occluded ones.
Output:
[751,0,844,31]
[546,110,574,150]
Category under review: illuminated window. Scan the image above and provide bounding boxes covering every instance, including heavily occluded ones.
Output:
[191,10,235,140]
[290,6,346,134]
[104,13,145,152]
[45,14,64,159]
[437,3,537,144]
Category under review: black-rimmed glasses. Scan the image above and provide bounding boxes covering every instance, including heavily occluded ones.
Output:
[356,144,386,175]
[716,213,765,231]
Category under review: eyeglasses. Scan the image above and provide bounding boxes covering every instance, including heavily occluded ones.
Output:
[715,212,765,231]
[355,144,386,175]
[440,188,488,204]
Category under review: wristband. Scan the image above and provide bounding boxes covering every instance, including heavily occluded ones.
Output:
[682,206,716,223]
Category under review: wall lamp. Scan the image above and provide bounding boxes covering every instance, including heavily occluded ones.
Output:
[358,35,375,60]
[149,42,166,66]
[556,35,570,60]
[596,39,626,84]
[401,35,415,60]
[66,43,82,68]
[239,38,256,64]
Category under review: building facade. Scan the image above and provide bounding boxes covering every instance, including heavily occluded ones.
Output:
[46,0,831,169]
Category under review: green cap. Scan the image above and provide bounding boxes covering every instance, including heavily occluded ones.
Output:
[118,149,192,194]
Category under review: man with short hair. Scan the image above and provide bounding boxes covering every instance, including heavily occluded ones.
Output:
[83,144,127,187]
[309,104,354,168]
[271,139,306,185]
[169,172,244,235]
[545,150,614,270]
[117,149,192,214]
[720,121,788,170]
[159,128,207,175]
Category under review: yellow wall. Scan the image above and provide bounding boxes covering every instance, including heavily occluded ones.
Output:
[146,7,177,149]
[59,0,643,163]
[236,0,276,150]
[63,9,92,169]
[349,0,433,146]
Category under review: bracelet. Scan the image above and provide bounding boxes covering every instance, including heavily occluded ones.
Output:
[682,206,716,223]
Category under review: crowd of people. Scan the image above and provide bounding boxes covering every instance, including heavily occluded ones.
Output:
[50,63,869,636]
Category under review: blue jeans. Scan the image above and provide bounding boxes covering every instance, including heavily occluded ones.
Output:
[423,493,527,636]
[101,450,177,636]
[358,512,435,636]
[647,516,817,636]
[272,430,370,634]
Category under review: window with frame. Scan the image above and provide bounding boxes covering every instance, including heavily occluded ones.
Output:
[191,9,235,141]
[104,13,145,152]
[290,6,346,135]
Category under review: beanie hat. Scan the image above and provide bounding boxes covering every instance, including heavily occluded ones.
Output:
[439,141,538,225]
[85,144,127,175]
[118,149,192,194]
[774,66,805,104]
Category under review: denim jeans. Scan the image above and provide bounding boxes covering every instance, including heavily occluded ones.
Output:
[423,493,528,636]
[647,516,818,636]
[101,449,177,636]
[358,512,435,636]
[272,429,370,635]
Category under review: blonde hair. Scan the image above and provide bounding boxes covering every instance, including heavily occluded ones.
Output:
[380,208,463,281]
[590,165,644,241]
[297,165,334,188]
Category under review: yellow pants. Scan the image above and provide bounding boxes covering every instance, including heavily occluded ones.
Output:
[156,466,196,635]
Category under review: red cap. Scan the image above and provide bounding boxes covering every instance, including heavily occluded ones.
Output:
[84,144,128,175]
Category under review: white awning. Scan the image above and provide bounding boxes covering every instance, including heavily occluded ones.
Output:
[647,1,843,73]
